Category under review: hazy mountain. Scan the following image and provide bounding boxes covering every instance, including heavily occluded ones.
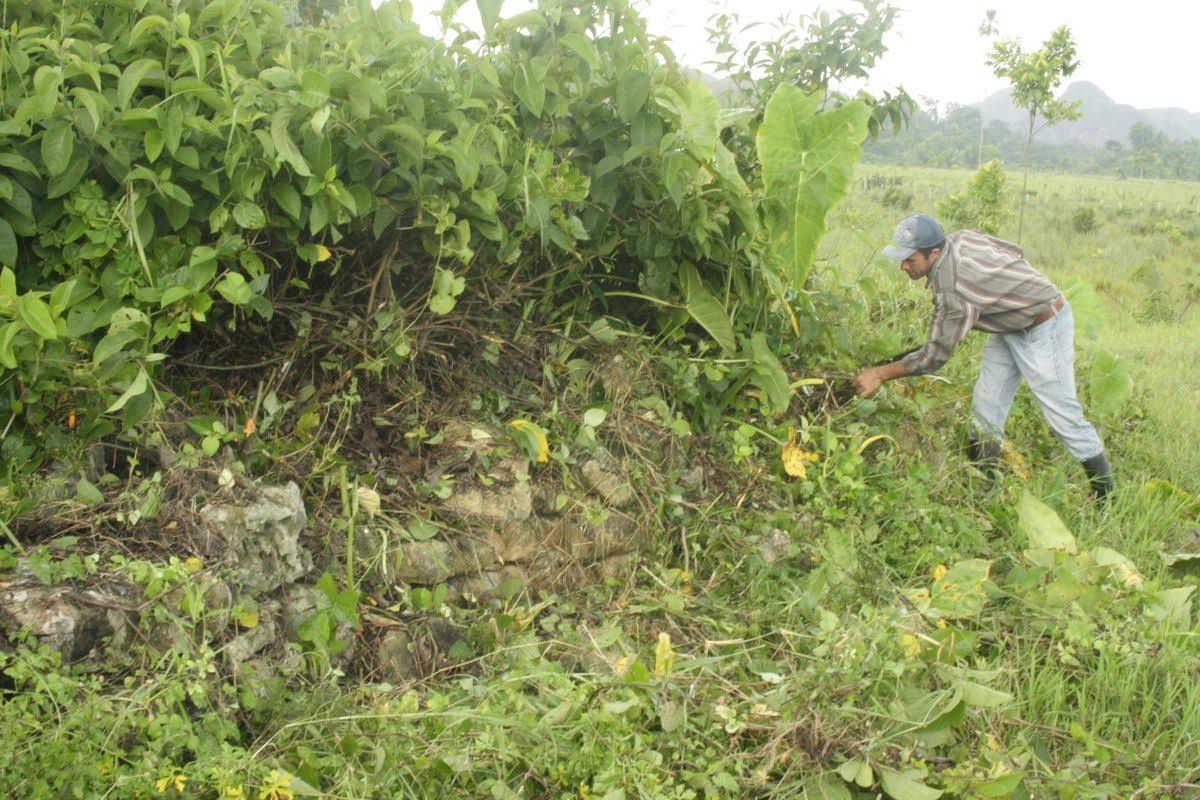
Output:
[976,81,1200,147]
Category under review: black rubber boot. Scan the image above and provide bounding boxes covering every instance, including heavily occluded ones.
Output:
[967,436,1002,482]
[1081,452,1115,501]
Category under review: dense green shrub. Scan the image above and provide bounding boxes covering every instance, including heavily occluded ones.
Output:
[1071,205,1098,233]
[0,0,884,471]
[936,159,1008,234]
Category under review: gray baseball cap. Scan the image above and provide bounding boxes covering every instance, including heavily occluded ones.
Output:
[882,213,945,260]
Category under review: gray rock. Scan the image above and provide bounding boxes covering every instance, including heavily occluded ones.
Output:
[0,583,115,660]
[442,458,532,526]
[203,579,234,630]
[200,482,312,595]
[757,529,792,565]
[279,585,322,640]
[531,484,565,517]
[487,521,545,564]
[376,628,418,682]
[456,566,526,604]
[580,454,634,509]
[588,553,636,582]
[578,511,641,562]
[394,540,455,585]
[680,466,705,489]
[226,613,277,666]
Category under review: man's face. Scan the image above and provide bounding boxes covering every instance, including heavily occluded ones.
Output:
[900,248,940,280]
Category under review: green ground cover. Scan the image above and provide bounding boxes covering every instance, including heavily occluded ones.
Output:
[0,0,1197,796]
[4,166,1198,799]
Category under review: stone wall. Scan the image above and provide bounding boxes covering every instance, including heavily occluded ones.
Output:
[0,417,660,683]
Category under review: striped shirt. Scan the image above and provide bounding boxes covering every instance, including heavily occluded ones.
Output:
[901,229,1062,376]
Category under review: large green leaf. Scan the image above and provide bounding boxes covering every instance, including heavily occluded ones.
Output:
[1088,348,1132,416]
[930,559,992,619]
[513,59,547,117]
[0,218,17,267]
[476,0,503,36]
[665,81,719,161]
[879,769,943,800]
[17,294,58,340]
[757,86,869,291]
[681,264,735,353]
[271,109,312,177]
[117,58,162,109]
[1017,491,1078,553]
[746,333,790,414]
[710,142,759,235]
[616,70,651,122]
[40,120,75,176]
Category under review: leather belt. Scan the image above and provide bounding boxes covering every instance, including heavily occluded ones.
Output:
[1028,295,1066,329]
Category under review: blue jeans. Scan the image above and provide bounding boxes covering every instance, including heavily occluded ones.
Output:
[970,301,1106,461]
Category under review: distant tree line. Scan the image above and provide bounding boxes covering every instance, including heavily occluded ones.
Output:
[864,105,1200,181]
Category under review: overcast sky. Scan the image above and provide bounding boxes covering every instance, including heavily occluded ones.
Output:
[407,0,1198,113]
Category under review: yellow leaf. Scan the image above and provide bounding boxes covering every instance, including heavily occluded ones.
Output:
[510,419,549,463]
[781,441,819,478]
[315,244,332,262]
[1001,440,1031,479]
[654,632,675,677]
[184,556,204,574]
[235,608,259,629]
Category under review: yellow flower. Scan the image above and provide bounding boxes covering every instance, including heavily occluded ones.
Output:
[931,563,948,582]
[155,774,186,794]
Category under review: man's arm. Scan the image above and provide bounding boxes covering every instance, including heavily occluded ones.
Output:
[853,359,910,396]
[853,292,977,397]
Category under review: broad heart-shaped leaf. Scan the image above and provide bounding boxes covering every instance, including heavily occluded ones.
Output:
[40,120,75,176]
[757,86,869,292]
[1088,348,1131,416]
[616,69,651,122]
[681,263,735,353]
[746,333,790,415]
[879,769,943,800]
[1017,491,1078,554]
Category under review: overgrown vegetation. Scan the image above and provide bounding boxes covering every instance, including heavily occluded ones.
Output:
[3,2,1199,800]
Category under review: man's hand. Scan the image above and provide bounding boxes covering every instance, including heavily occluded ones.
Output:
[853,367,885,397]
[853,360,910,397]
